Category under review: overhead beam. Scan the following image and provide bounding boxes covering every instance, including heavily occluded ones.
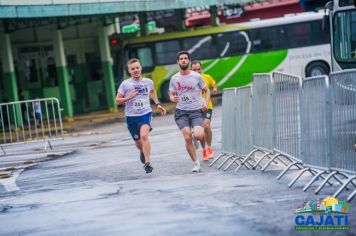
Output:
[0,0,254,18]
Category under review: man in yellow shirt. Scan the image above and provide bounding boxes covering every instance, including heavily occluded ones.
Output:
[191,60,218,161]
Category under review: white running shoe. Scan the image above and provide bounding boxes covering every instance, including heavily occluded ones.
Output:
[192,162,201,172]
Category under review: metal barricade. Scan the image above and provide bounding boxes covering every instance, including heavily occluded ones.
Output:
[330,69,356,173]
[246,73,279,170]
[301,76,331,169]
[223,86,255,171]
[320,69,356,201]
[235,86,253,156]
[272,72,302,160]
[289,76,338,190]
[210,88,237,168]
[260,72,303,176]
[0,97,64,155]
[252,74,275,151]
[213,70,356,201]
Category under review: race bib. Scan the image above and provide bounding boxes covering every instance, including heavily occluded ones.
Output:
[133,99,149,110]
[180,95,193,103]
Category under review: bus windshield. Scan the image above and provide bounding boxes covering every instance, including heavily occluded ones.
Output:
[333,10,356,63]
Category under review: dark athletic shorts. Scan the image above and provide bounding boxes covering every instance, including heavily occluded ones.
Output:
[126,112,152,141]
[174,109,204,130]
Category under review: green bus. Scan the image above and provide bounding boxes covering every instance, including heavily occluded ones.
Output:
[122,11,331,102]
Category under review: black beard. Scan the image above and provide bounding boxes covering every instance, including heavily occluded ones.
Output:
[179,64,189,70]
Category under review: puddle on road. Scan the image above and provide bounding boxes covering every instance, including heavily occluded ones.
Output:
[0,151,77,193]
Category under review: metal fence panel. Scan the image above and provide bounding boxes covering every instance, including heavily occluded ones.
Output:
[221,88,236,154]
[329,69,356,173]
[252,73,274,150]
[272,72,302,160]
[0,98,64,150]
[300,75,331,168]
[235,86,252,155]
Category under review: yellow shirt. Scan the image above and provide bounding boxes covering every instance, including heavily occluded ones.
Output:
[201,73,216,109]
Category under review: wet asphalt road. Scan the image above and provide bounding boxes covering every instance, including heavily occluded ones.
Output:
[0,105,355,236]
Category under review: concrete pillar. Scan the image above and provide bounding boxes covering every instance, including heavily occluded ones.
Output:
[53,30,73,120]
[210,5,218,27]
[0,33,22,126]
[0,33,18,102]
[175,9,186,31]
[139,12,147,36]
[98,27,116,112]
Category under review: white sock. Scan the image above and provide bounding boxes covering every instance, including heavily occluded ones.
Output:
[194,160,200,165]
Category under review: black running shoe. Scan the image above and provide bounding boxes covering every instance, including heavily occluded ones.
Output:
[140,152,145,164]
[143,162,153,174]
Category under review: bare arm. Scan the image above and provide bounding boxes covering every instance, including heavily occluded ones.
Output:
[150,89,166,116]
[210,77,218,95]
[212,85,218,95]
[149,88,160,105]
[115,90,137,105]
[202,86,210,110]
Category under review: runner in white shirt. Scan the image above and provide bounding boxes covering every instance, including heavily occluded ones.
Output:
[169,51,211,172]
[116,58,166,173]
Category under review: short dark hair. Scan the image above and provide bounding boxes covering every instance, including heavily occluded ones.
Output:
[127,58,140,68]
[191,60,201,66]
[176,51,190,60]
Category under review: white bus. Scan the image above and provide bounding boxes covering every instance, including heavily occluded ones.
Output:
[328,0,356,71]
[123,11,332,101]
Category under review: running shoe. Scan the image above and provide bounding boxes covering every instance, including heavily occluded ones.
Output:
[192,162,201,172]
[202,149,209,161]
[144,162,153,173]
[207,147,214,159]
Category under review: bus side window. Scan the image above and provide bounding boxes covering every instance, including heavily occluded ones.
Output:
[126,45,154,72]
[285,21,329,49]
[352,13,356,57]
[155,40,181,65]
[182,36,216,60]
[250,26,287,53]
[136,47,154,72]
[216,31,249,57]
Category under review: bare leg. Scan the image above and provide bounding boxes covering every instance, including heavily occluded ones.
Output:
[204,119,212,147]
[193,126,205,149]
[181,127,198,162]
[134,139,142,151]
[139,124,151,163]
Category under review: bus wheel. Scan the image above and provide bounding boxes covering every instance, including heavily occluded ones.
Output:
[160,81,170,102]
[305,61,330,77]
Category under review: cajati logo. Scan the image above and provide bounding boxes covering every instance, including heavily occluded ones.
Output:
[294,197,351,231]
